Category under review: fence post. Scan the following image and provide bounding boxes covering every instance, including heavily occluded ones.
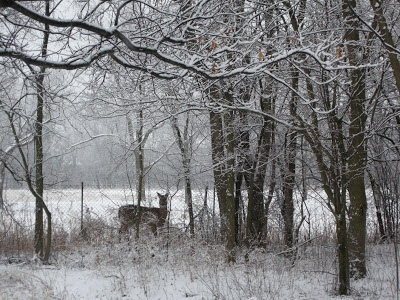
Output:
[81,182,84,233]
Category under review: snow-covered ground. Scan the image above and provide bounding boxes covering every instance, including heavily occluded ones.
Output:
[0,241,397,299]
[1,188,395,299]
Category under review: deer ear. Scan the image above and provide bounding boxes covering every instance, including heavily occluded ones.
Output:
[157,192,161,197]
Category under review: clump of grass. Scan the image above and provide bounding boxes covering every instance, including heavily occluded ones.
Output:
[0,208,34,257]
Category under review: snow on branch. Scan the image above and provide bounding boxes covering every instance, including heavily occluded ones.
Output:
[0,47,113,70]
[0,0,369,80]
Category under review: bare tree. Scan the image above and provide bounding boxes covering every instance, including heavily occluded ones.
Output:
[171,113,195,237]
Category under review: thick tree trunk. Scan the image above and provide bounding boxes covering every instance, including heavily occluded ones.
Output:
[209,110,227,239]
[35,94,43,258]
[347,100,367,278]
[283,0,302,247]
[343,0,368,279]
[234,110,250,245]
[34,68,45,258]
[246,174,266,245]
[282,64,299,250]
[209,87,236,261]
[347,133,367,279]
[245,79,274,246]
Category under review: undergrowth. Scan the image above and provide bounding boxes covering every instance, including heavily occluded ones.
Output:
[0,209,398,299]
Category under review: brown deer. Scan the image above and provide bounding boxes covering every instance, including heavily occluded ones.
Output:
[118,192,168,237]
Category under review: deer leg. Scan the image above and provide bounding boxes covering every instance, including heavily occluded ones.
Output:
[119,224,130,242]
[149,223,157,236]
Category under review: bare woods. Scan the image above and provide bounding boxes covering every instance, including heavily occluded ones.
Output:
[1,0,400,296]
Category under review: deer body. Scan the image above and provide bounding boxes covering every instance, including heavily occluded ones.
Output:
[118,193,168,236]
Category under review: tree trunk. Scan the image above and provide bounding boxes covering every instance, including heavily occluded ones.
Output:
[246,174,266,245]
[234,110,250,245]
[282,1,304,250]
[209,110,227,239]
[245,79,274,247]
[263,158,276,239]
[234,172,243,245]
[135,142,144,239]
[7,104,52,262]
[282,64,298,250]
[337,210,350,295]
[171,115,194,237]
[34,66,45,258]
[0,162,5,208]
[135,109,145,239]
[343,0,368,279]
[368,169,387,242]
[295,88,351,293]
[34,0,51,259]
[125,98,146,239]
[369,0,400,94]
[224,91,236,262]
[282,131,296,249]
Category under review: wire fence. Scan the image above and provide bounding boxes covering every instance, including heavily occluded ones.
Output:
[0,183,222,256]
[0,182,383,258]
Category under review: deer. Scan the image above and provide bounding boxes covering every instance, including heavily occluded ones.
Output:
[118,192,168,238]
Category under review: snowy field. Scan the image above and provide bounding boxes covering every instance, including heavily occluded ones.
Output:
[1,188,210,234]
[1,187,378,237]
[0,242,397,299]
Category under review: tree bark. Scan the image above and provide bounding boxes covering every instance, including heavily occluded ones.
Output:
[34,76,44,257]
[245,79,274,247]
[337,209,350,295]
[368,169,387,242]
[126,105,146,239]
[343,0,368,279]
[209,110,227,239]
[368,0,400,94]
[171,114,194,237]
[34,0,51,259]
[0,161,6,208]
[282,131,296,249]
[135,109,145,239]
[224,91,236,262]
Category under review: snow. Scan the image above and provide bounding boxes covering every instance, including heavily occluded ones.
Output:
[0,242,397,299]
[1,187,380,248]
[0,188,396,299]
[1,188,201,233]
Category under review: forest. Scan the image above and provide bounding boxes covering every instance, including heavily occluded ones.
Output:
[0,0,399,298]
